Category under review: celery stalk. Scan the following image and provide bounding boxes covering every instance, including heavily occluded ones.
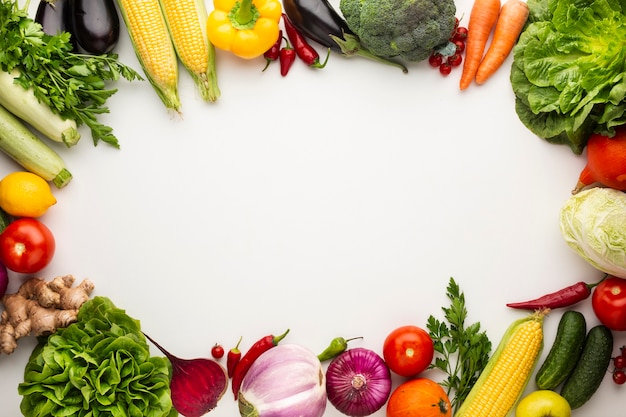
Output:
[0,104,72,188]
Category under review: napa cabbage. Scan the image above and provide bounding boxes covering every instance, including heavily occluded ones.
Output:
[560,187,626,278]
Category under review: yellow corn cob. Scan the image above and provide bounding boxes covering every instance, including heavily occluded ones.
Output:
[115,0,181,111]
[454,310,547,417]
[159,0,220,102]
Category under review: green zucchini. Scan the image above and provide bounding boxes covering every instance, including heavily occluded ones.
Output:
[0,69,80,146]
[0,104,72,188]
[535,310,586,390]
[560,324,613,409]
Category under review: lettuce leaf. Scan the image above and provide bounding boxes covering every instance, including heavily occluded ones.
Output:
[510,0,626,154]
[18,296,178,417]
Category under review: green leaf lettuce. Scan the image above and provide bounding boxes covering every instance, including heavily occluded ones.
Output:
[18,296,177,417]
[511,0,626,154]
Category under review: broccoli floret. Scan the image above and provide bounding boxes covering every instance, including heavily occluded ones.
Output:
[339,0,457,62]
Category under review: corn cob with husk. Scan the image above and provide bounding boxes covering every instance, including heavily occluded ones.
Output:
[115,0,181,111]
[159,0,220,102]
[454,309,548,417]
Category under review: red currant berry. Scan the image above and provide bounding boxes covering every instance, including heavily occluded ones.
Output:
[614,355,626,369]
[429,53,443,67]
[448,53,463,67]
[439,62,452,76]
[211,344,225,359]
[613,370,626,385]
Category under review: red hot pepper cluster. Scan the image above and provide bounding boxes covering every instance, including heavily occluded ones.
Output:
[262,14,330,76]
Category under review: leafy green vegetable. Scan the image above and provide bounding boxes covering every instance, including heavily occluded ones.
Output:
[510,0,626,154]
[559,187,626,278]
[426,277,492,412]
[18,296,178,417]
[339,0,456,62]
[0,0,142,148]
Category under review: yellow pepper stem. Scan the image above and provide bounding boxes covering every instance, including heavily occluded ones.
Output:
[229,0,259,29]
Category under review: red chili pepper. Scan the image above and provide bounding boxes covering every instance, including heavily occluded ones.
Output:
[279,41,296,77]
[506,276,606,310]
[226,336,243,378]
[262,30,282,72]
[282,13,329,69]
[231,329,290,399]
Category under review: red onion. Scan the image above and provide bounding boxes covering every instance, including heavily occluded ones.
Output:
[144,333,228,417]
[238,343,327,417]
[0,261,7,298]
[326,347,392,417]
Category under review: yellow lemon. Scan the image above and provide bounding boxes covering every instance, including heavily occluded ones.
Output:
[0,171,57,217]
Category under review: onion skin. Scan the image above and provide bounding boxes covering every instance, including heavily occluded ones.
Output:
[0,261,7,298]
[326,347,392,417]
[238,344,327,417]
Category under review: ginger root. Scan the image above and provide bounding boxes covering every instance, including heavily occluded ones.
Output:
[0,275,94,354]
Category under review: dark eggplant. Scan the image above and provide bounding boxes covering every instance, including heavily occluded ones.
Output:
[282,0,408,73]
[282,0,353,54]
[35,0,77,51]
[69,0,120,54]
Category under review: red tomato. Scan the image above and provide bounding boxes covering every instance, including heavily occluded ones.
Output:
[0,218,55,274]
[592,276,626,331]
[383,325,434,377]
[211,344,224,359]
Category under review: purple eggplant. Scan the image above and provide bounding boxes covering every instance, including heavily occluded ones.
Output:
[69,0,120,54]
[35,0,77,51]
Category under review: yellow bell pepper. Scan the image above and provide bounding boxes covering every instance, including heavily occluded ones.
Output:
[207,0,282,59]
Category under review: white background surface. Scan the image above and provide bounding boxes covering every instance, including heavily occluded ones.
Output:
[1,0,626,415]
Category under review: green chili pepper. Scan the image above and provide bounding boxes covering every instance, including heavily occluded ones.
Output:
[317,336,363,361]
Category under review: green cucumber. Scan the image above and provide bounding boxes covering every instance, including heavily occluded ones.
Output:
[560,324,613,409]
[0,104,72,188]
[535,310,586,390]
[0,206,11,233]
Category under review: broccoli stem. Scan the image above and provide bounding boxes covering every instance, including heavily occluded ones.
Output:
[329,33,408,73]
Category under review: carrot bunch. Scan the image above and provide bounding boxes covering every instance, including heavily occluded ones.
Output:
[459,0,529,90]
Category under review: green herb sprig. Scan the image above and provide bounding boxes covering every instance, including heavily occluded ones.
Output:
[426,277,492,412]
[0,0,142,148]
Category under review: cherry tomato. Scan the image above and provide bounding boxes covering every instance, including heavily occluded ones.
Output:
[439,62,452,76]
[448,53,463,67]
[211,344,225,359]
[453,27,468,41]
[428,53,443,68]
[592,276,626,331]
[383,325,434,377]
[0,218,55,274]
[614,355,626,369]
[613,370,626,385]
[453,39,465,53]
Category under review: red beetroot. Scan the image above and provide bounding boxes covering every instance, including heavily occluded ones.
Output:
[144,333,228,417]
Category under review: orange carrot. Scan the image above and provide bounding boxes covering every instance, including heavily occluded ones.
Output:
[459,0,501,90]
[475,0,529,85]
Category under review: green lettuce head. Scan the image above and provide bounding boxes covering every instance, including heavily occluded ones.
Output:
[18,296,178,417]
[560,187,626,277]
[511,0,626,155]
